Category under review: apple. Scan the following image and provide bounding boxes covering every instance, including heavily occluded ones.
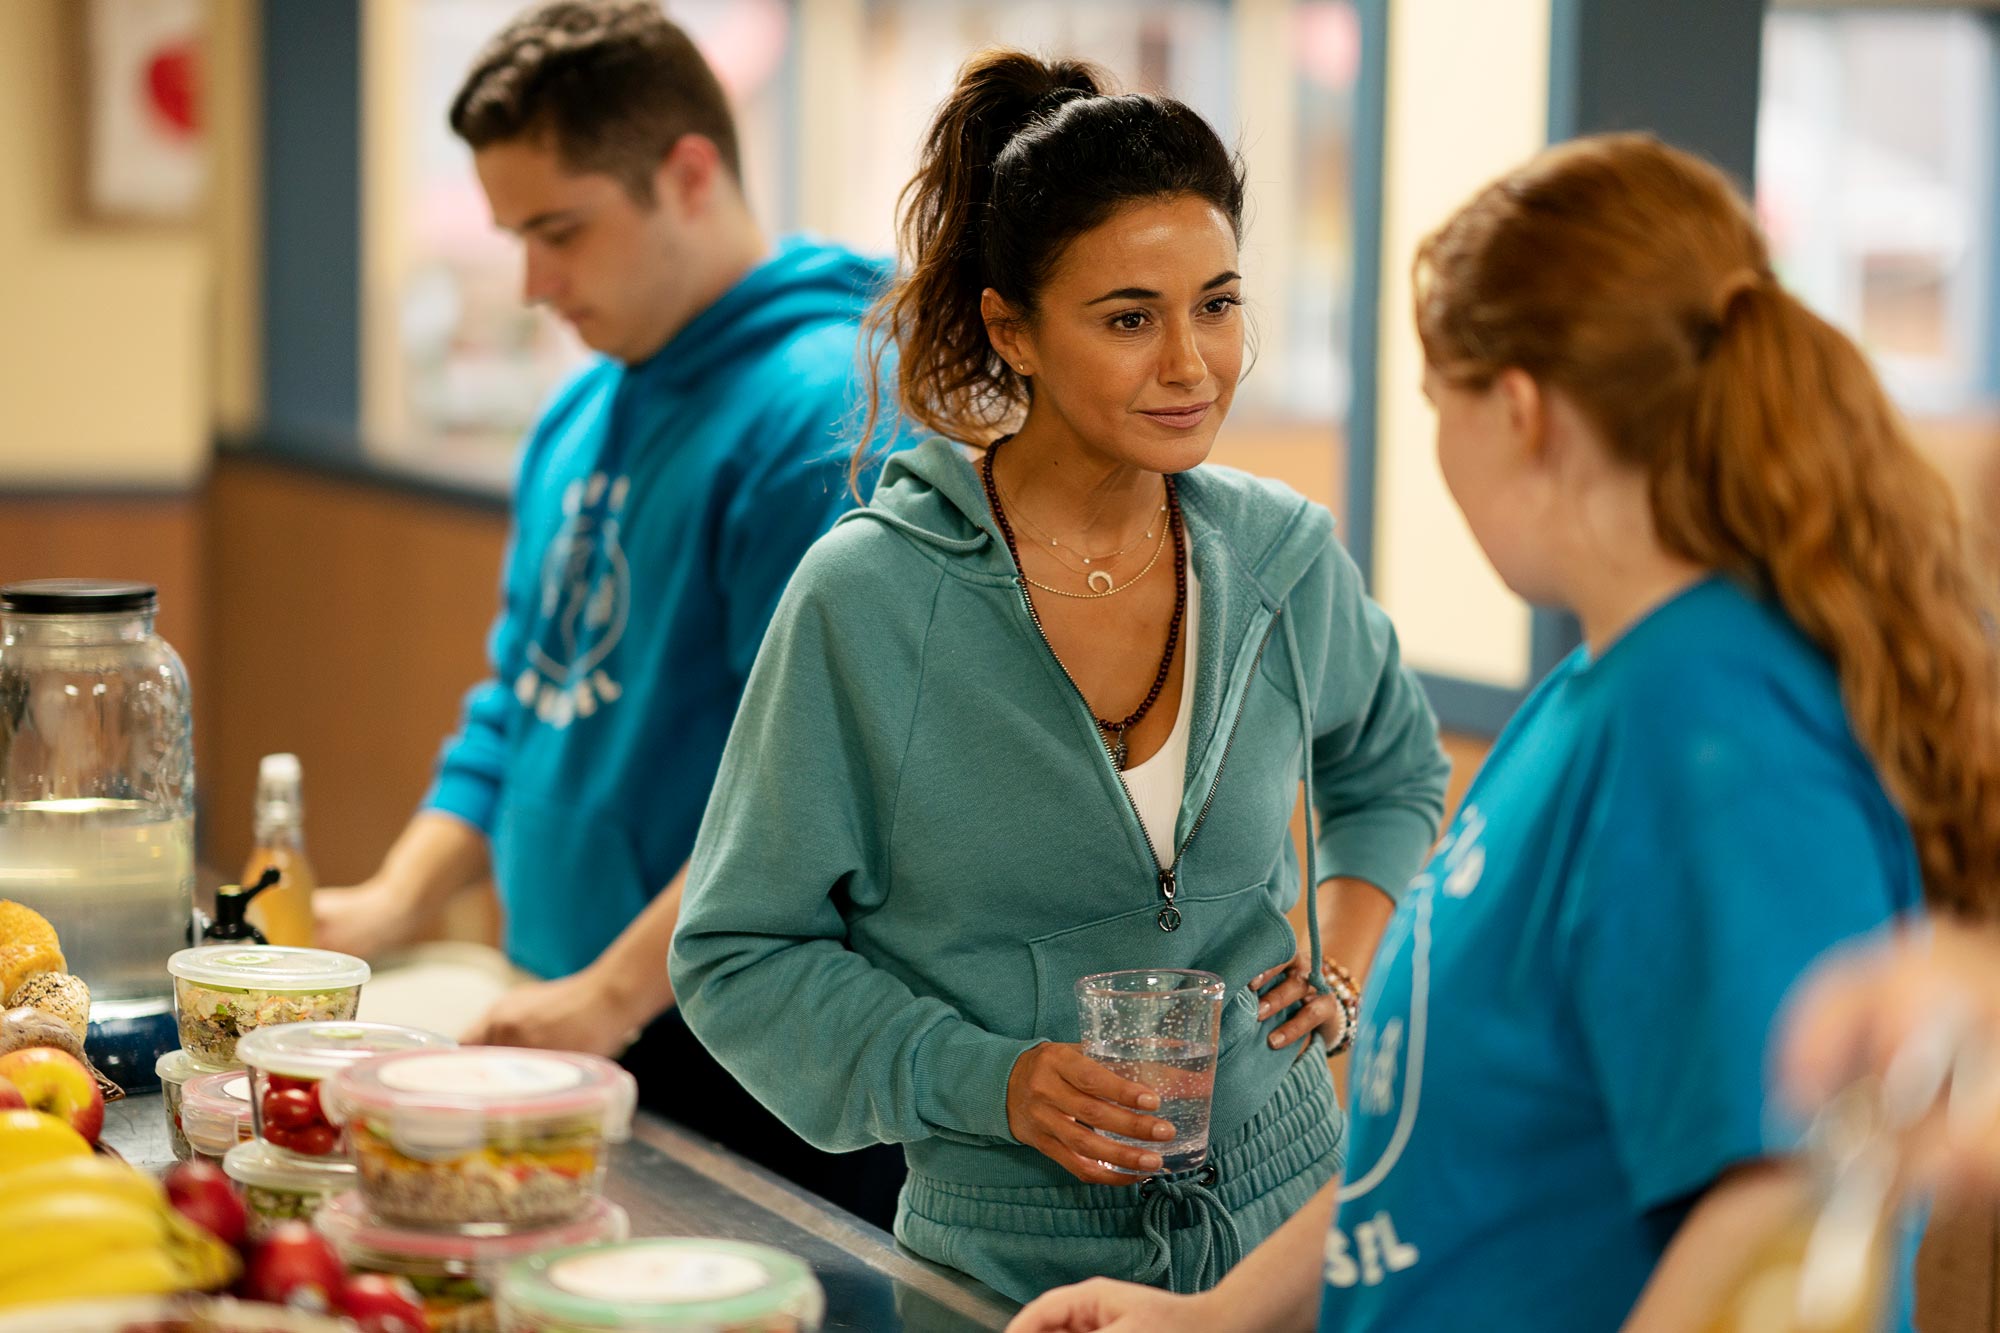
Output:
[164,1158,249,1250]
[241,1222,346,1311]
[334,1274,426,1333]
[0,1076,24,1113]
[0,1047,102,1144]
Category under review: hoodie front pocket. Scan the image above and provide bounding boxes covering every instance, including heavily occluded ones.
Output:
[1024,883,1295,1055]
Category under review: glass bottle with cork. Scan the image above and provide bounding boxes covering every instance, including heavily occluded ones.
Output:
[239,753,316,947]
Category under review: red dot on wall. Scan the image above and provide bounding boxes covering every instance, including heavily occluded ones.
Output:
[144,40,201,139]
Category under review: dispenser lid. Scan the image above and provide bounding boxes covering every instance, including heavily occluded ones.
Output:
[0,580,156,615]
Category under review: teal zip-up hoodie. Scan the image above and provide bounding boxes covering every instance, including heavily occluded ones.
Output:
[671,438,1448,1194]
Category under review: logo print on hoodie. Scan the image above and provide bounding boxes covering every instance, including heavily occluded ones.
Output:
[515,472,629,729]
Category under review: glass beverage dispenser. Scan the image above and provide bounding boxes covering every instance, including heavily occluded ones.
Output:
[0,580,196,1083]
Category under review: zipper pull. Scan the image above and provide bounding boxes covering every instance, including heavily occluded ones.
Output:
[1157,865,1181,933]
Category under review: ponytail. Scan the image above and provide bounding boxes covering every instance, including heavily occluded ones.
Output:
[1672,278,2000,916]
[1415,133,2000,918]
[854,51,1105,492]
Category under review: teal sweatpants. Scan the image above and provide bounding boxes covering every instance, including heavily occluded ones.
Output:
[895,1045,1344,1304]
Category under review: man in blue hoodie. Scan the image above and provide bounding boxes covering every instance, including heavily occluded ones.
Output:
[315,0,910,1224]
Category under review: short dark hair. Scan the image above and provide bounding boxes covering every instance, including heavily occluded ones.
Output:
[449,0,741,202]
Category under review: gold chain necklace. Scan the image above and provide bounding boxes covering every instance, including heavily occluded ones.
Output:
[1006,490,1166,569]
[1018,517,1169,599]
[994,478,1170,596]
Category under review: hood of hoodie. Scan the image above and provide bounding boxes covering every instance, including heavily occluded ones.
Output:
[625,236,893,391]
[844,435,1337,607]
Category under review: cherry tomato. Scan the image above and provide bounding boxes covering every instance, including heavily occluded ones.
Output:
[264,1087,317,1131]
[335,1274,426,1333]
[242,1221,345,1308]
[289,1122,338,1156]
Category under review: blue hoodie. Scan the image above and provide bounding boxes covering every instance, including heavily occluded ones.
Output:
[425,238,911,980]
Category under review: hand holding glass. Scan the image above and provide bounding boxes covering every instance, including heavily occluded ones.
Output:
[1076,969,1225,1176]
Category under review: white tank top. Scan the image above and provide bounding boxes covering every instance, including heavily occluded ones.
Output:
[1120,569,1200,865]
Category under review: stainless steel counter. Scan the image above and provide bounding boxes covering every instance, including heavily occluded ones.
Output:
[102,1094,1018,1332]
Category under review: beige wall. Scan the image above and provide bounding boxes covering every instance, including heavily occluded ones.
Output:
[0,0,258,488]
[0,2,201,487]
[1369,0,1547,689]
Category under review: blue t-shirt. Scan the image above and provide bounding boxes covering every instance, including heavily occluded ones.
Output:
[1318,577,1923,1332]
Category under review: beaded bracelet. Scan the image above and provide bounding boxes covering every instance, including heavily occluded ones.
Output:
[1319,958,1361,1056]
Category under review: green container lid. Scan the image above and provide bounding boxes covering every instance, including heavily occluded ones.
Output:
[498,1238,824,1332]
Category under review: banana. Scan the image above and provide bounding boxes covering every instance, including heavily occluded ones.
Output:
[0,1107,90,1173]
[0,1155,165,1211]
[0,1192,239,1305]
[158,1203,241,1291]
[0,1245,183,1311]
[0,1194,166,1285]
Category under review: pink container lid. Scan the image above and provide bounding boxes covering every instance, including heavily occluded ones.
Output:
[316,1190,629,1266]
[181,1069,256,1155]
[323,1047,637,1156]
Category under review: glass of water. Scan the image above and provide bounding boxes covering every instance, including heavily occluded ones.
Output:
[1076,969,1226,1176]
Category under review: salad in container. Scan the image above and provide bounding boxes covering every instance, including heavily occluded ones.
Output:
[324,1048,636,1233]
[496,1239,824,1333]
[317,1191,630,1332]
[239,1020,455,1159]
[223,1139,356,1240]
[166,946,370,1070]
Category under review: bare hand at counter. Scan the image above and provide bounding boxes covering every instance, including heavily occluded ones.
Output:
[312,877,429,960]
[1005,1043,1177,1184]
[1008,1277,1230,1332]
[461,966,647,1057]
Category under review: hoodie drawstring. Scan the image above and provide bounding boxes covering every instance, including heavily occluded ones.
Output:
[1284,615,1330,1001]
[1135,1167,1246,1294]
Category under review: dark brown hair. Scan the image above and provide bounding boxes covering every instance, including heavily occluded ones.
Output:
[857,50,1246,486]
[1416,132,2000,918]
[449,0,740,202]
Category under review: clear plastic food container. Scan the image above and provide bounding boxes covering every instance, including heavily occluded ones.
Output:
[223,1139,356,1240]
[325,1049,636,1234]
[317,1191,630,1333]
[181,1069,258,1166]
[496,1239,825,1333]
[156,1049,200,1161]
[166,946,370,1070]
[240,1020,456,1159]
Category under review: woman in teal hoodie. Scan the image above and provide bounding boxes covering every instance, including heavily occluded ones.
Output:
[670,51,1449,1303]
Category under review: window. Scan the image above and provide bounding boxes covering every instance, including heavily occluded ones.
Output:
[1758,7,2000,413]
[367,0,1358,465]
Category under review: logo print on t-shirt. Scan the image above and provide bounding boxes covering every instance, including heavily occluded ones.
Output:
[515,472,630,730]
[1358,1017,1404,1117]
